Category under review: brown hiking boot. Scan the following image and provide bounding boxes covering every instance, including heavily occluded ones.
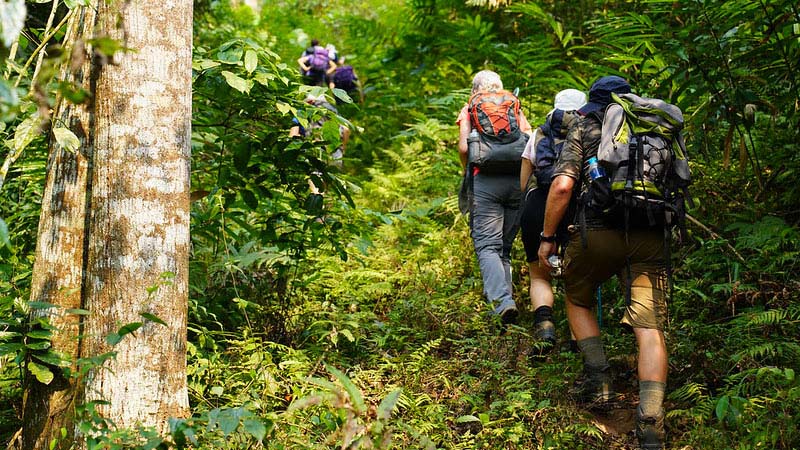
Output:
[571,365,616,405]
[636,409,666,449]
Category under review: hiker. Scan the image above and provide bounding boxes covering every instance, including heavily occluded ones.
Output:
[298,39,337,87]
[457,70,532,325]
[329,56,363,103]
[290,95,350,193]
[519,88,586,355]
[538,75,674,449]
[325,44,339,64]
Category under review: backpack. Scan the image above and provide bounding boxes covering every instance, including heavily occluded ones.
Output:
[533,109,570,186]
[467,90,529,174]
[332,65,357,91]
[308,46,330,72]
[592,92,691,232]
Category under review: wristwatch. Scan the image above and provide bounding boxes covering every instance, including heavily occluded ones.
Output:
[539,232,557,243]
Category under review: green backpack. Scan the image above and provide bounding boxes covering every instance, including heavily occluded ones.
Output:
[593,92,691,231]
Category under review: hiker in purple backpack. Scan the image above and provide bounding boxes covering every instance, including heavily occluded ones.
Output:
[298,39,336,87]
[329,56,363,104]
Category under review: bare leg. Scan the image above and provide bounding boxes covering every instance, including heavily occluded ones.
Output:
[528,263,553,310]
[633,327,667,382]
[566,298,600,340]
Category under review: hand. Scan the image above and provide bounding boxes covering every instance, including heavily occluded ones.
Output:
[538,241,556,268]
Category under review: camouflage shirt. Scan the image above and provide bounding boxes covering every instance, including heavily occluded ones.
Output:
[552,112,607,226]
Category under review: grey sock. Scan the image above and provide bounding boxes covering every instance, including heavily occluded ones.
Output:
[638,380,667,418]
[577,336,608,370]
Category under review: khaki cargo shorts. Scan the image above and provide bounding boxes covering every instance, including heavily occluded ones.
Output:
[562,228,668,330]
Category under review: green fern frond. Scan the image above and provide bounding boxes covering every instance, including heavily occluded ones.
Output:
[747,309,787,326]
[670,381,710,404]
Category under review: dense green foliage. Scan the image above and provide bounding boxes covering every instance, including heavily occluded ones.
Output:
[1,0,798,448]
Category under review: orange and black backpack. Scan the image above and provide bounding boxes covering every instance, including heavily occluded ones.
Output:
[467,90,529,174]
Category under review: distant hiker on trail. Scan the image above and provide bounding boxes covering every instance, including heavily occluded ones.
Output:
[538,75,688,450]
[298,39,337,87]
[519,88,586,356]
[329,56,363,104]
[325,44,338,63]
[456,70,532,326]
[290,94,350,193]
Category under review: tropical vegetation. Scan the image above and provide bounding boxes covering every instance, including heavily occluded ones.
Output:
[1,0,798,448]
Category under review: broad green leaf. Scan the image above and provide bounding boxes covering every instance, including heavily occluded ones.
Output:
[193,59,221,71]
[0,0,26,47]
[455,415,481,423]
[209,386,224,396]
[218,409,239,436]
[217,45,243,64]
[0,218,9,248]
[327,365,366,414]
[377,388,401,420]
[716,395,729,421]
[275,101,292,115]
[221,71,253,94]
[0,343,23,355]
[0,331,22,340]
[106,322,143,345]
[254,72,276,86]
[331,88,352,104]
[28,360,55,384]
[28,301,58,310]
[25,340,51,350]
[244,50,257,73]
[140,312,167,326]
[12,112,41,153]
[53,127,81,153]
[243,419,266,442]
[33,350,72,367]
[65,308,91,316]
[26,329,52,339]
[0,81,19,121]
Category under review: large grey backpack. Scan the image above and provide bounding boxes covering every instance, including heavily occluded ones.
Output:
[596,92,691,229]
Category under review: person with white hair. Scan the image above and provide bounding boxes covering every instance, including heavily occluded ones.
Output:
[456,70,533,326]
[518,88,587,356]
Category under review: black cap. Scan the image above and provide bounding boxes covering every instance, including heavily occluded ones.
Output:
[578,76,631,115]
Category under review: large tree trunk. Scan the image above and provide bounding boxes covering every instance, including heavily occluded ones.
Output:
[21,7,97,449]
[80,0,193,435]
[21,0,192,445]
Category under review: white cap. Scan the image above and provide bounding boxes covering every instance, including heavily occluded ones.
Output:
[553,88,587,111]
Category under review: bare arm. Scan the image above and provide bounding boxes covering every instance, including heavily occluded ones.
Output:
[458,116,471,172]
[520,158,533,193]
[297,56,310,72]
[326,60,338,75]
[538,174,575,267]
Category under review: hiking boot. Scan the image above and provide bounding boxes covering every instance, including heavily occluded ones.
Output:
[636,410,666,449]
[530,320,556,359]
[499,307,518,326]
[571,365,615,405]
[534,320,556,343]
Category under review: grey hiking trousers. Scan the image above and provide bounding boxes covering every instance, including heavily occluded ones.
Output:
[469,172,521,315]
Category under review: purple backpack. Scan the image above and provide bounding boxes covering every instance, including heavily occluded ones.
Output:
[308,47,330,72]
[332,65,356,91]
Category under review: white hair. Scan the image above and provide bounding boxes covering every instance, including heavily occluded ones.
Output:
[471,70,503,94]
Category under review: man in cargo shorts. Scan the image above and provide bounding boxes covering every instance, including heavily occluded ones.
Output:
[537,76,668,449]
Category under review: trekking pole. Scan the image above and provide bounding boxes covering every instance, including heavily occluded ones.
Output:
[596,286,603,328]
